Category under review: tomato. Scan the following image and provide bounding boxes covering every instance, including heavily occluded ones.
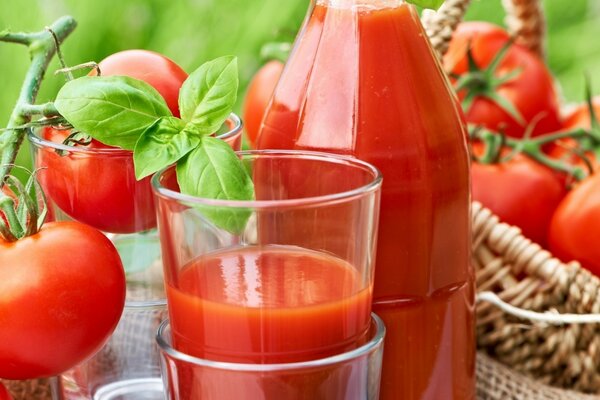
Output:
[471,144,567,245]
[545,99,600,174]
[35,126,156,234]
[0,383,12,400]
[0,221,125,379]
[36,50,187,234]
[563,97,600,130]
[444,22,562,138]
[548,173,600,275]
[243,60,284,147]
[91,49,188,117]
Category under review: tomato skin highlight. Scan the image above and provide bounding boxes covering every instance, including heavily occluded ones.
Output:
[243,60,284,147]
[549,173,600,276]
[91,49,188,117]
[0,222,126,380]
[444,22,562,138]
[471,144,567,246]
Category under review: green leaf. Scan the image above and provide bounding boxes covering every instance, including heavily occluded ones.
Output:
[133,117,200,179]
[179,56,239,135]
[55,76,171,150]
[405,0,444,10]
[176,135,254,234]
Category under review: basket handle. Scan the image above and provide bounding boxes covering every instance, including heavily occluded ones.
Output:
[422,0,546,59]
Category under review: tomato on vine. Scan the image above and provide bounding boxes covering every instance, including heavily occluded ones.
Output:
[36,50,188,234]
[0,173,126,380]
[563,97,600,130]
[34,126,157,234]
[549,172,600,276]
[546,95,600,174]
[471,142,567,245]
[444,22,562,138]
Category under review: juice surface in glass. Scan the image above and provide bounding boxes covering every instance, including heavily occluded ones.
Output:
[257,1,475,398]
[167,245,372,364]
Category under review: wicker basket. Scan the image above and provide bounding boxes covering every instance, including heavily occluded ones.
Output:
[424,0,600,398]
[0,378,52,400]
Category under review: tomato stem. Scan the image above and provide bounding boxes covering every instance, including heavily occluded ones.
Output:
[20,103,60,118]
[0,195,24,241]
[471,125,594,181]
[0,16,77,182]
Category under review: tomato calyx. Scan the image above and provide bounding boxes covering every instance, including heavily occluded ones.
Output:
[0,168,47,242]
[454,39,526,126]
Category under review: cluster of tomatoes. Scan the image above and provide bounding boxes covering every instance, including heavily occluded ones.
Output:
[446,22,600,277]
[0,50,189,392]
[243,22,600,277]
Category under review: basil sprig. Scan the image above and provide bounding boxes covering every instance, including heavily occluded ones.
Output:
[55,75,171,150]
[55,55,254,233]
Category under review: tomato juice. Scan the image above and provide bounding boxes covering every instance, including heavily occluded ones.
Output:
[166,245,372,364]
[257,1,475,398]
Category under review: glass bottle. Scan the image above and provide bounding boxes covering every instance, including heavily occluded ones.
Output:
[257,0,475,398]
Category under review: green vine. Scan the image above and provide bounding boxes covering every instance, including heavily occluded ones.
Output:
[470,125,594,181]
[0,16,77,181]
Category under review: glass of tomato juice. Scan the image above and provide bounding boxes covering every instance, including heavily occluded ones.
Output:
[28,115,243,400]
[152,150,384,399]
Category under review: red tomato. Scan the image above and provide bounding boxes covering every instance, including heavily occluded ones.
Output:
[544,99,600,175]
[91,49,188,117]
[471,144,567,245]
[548,173,600,275]
[444,22,562,138]
[0,221,125,379]
[545,137,599,176]
[563,97,600,130]
[36,126,155,234]
[243,60,284,147]
[37,50,187,233]
[0,383,11,400]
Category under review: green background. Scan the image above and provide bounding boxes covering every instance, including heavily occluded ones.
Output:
[1,0,599,171]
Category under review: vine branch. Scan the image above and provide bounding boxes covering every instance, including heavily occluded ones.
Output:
[0,16,77,181]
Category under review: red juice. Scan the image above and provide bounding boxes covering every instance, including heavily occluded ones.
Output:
[257,1,475,399]
[167,245,372,364]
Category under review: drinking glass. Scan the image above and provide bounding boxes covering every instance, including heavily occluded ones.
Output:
[157,314,385,400]
[152,150,382,366]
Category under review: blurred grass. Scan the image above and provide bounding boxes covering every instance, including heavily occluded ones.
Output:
[0,0,306,176]
[1,0,599,175]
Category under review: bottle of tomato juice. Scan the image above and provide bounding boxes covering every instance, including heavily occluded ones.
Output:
[256,1,475,399]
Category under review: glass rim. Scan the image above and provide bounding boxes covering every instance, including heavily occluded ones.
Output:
[151,149,383,209]
[27,113,242,156]
[156,313,385,372]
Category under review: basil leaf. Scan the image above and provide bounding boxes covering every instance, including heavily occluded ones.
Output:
[133,117,200,179]
[176,135,254,233]
[406,0,444,10]
[179,56,239,135]
[55,76,171,150]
